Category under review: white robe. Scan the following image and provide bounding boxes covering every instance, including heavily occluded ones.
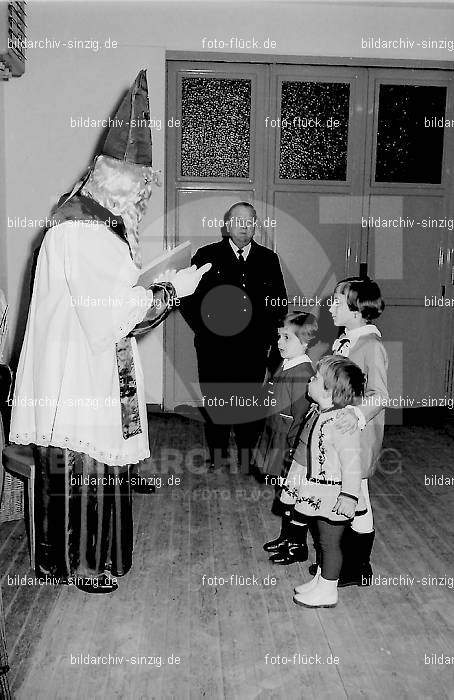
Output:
[10,221,153,466]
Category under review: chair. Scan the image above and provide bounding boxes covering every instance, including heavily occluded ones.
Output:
[2,446,35,571]
[0,364,35,571]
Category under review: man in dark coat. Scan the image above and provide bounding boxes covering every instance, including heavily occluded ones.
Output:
[180,202,288,472]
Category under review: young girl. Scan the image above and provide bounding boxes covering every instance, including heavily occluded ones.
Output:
[284,355,366,608]
[319,276,388,587]
[257,312,317,565]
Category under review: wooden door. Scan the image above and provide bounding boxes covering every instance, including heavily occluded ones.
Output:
[164,59,454,412]
[164,61,269,408]
[363,68,454,407]
[265,65,369,359]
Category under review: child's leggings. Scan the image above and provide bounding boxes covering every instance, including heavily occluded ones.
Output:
[315,519,348,581]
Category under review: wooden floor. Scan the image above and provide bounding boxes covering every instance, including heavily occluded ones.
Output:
[1,414,454,699]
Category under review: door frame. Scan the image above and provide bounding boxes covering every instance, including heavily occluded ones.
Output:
[164,61,271,409]
[167,51,454,72]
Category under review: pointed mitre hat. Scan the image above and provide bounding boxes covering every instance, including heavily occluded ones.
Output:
[102,69,152,166]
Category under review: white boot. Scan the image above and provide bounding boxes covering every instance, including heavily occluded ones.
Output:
[293,575,338,608]
[294,567,320,595]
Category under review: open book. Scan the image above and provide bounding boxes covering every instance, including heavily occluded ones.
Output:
[137,241,192,289]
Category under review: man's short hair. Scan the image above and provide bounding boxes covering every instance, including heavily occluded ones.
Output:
[224,201,257,227]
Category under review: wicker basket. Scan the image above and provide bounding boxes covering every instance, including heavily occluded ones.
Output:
[0,472,24,523]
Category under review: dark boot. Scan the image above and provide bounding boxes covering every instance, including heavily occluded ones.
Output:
[338,529,375,587]
[269,524,308,565]
[263,513,292,552]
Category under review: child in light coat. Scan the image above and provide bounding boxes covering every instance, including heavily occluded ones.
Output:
[320,277,388,587]
[280,355,366,608]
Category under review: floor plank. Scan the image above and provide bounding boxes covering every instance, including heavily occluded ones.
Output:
[1,418,454,699]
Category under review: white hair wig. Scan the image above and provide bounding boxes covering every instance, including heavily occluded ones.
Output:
[81,154,158,267]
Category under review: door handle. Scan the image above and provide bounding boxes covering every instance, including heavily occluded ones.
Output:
[438,245,444,269]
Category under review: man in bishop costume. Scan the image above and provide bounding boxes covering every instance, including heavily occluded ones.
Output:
[9,71,209,593]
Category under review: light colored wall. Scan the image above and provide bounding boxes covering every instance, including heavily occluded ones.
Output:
[4,2,166,399]
[0,83,6,302]
[0,81,8,363]
[3,0,454,400]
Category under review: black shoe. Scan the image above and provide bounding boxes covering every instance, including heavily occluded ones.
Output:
[308,562,318,576]
[263,536,291,553]
[75,574,118,594]
[338,530,375,588]
[263,513,292,552]
[338,561,373,587]
[270,543,309,565]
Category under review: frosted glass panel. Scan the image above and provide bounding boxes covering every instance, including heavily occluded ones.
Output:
[375,84,446,184]
[279,81,350,180]
[181,77,251,178]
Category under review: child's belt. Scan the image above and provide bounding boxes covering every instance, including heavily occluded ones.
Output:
[307,476,342,485]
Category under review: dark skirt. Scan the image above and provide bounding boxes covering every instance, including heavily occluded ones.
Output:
[33,446,133,579]
[253,414,293,477]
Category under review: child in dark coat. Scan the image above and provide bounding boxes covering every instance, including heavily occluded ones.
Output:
[254,312,317,479]
[257,312,317,565]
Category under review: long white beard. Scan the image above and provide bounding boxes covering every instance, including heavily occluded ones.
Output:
[121,203,143,268]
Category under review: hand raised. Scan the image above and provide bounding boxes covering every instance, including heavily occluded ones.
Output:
[168,263,212,298]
